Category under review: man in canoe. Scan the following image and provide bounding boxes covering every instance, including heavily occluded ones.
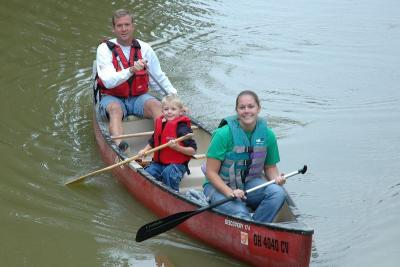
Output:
[96,9,177,151]
[203,90,287,223]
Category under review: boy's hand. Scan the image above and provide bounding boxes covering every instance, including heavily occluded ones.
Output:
[168,139,178,150]
[138,149,147,158]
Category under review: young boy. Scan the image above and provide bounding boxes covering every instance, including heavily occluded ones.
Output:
[138,94,197,191]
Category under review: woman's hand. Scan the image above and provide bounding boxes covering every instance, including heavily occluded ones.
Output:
[230,189,246,199]
[265,165,286,185]
[274,173,286,186]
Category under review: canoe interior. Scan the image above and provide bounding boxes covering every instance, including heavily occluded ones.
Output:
[105,115,300,224]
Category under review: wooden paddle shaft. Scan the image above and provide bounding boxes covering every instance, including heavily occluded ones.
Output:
[65,133,194,185]
[112,126,198,140]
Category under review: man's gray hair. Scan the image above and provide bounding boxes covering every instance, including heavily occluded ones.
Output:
[112,9,135,26]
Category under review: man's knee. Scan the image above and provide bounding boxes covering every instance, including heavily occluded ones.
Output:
[144,99,162,118]
[107,102,123,117]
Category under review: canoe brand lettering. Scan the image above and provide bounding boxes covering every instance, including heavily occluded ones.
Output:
[253,234,289,254]
[225,219,251,231]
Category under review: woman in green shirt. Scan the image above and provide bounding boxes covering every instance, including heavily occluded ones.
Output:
[203,90,287,223]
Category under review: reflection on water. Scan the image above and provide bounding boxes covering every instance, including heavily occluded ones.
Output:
[1,0,400,266]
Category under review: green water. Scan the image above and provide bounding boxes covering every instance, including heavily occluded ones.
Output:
[1,0,399,266]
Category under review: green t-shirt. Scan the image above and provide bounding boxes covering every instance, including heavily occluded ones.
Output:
[204,124,280,186]
[207,124,280,165]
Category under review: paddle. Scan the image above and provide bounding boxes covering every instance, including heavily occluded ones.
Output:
[112,126,198,140]
[135,165,307,242]
[111,130,158,140]
[147,70,169,96]
[140,153,205,166]
[65,133,194,186]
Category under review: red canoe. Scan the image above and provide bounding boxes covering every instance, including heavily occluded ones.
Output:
[90,82,313,267]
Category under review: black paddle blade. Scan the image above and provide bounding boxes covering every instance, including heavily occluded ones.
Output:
[135,196,235,242]
[135,210,194,242]
[299,165,307,174]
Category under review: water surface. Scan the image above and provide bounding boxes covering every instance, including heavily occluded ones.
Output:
[1,0,399,266]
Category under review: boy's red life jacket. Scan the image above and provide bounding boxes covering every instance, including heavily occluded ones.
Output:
[153,116,192,164]
[97,39,149,97]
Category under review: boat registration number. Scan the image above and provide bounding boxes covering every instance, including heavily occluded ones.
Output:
[253,234,289,254]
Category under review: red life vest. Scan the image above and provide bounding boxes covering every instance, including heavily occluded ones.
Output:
[98,39,149,97]
[153,115,192,164]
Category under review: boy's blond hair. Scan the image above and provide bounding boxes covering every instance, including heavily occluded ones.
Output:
[161,94,185,110]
